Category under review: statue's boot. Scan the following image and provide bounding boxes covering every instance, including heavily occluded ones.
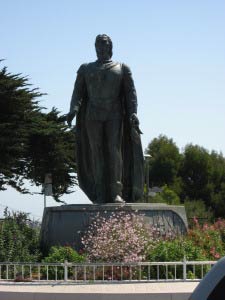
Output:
[111,181,125,203]
[114,195,125,203]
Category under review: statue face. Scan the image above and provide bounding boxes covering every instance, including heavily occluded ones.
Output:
[95,39,111,61]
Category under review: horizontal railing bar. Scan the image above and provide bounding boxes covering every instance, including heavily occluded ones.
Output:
[0,260,216,283]
[0,261,216,266]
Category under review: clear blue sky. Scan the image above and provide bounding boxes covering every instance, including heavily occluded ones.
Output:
[1,0,225,219]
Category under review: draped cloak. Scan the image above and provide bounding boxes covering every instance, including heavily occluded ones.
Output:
[72,62,144,203]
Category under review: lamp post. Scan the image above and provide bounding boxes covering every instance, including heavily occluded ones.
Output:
[144,154,151,201]
[42,173,53,208]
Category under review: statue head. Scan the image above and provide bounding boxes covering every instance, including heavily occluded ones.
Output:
[95,34,113,61]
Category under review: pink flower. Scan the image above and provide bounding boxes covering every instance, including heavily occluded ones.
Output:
[81,211,158,263]
[214,253,220,259]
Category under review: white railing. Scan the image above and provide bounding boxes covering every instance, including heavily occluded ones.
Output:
[0,260,216,283]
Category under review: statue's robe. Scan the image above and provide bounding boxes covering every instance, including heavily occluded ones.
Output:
[70,61,144,203]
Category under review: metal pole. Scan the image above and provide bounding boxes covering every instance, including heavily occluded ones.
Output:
[183,257,187,280]
[144,154,151,201]
[146,161,149,198]
[64,260,68,282]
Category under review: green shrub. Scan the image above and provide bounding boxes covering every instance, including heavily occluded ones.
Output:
[146,218,225,262]
[0,208,41,262]
[145,238,209,279]
[146,238,207,262]
[41,246,85,280]
[42,246,85,263]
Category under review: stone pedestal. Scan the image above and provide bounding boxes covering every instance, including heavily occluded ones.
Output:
[40,203,188,253]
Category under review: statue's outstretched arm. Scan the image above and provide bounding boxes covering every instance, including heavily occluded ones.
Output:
[67,64,87,126]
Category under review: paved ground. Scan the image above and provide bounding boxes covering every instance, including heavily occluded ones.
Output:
[0,281,199,293]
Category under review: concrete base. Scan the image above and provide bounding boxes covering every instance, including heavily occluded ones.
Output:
[0,282,198,300]
[40,203,188,253]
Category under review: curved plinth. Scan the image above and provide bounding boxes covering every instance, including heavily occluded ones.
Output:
[40,203,188,253]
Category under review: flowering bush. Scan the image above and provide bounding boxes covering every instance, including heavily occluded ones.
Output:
[81,211,158,262]
[211,218,225,246]
[187,217,224,260]
[147,218,225,262]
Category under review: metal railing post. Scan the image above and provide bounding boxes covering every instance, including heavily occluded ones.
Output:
[64,260,68,282]
[183,257,187,280]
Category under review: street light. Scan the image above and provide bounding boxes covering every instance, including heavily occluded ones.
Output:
[42,173,53,208]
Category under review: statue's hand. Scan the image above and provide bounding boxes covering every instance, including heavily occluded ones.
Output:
[130,113,143,134]
[67,111,77,127]
[130,113,139,127]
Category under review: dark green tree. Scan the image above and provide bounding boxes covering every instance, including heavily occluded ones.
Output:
[180,144,212,204]
[208,151,225,217]
[0,63,77,200]
[25,108,77,199]
[210,151,225,192]
[210,183,225,218]
[0,64,41,192]
[145,135,181,192]
[145,135,225,218]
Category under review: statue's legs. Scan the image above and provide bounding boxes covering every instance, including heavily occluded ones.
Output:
[104,119,123,202]
[86,118,123,203]
[86,120,105,203]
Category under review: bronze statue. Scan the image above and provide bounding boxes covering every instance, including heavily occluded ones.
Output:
[67,34,144,204]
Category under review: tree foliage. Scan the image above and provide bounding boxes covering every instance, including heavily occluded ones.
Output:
[149,185,180,205]
[145,135,225,219]
[180,145,212,203]
[0,65,41,191]
[146,135,181,189]
[180,145,225,218]
[0,63,77,199]
[25,108,77,199]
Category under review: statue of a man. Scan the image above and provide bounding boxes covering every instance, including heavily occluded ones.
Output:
[67,34,144,204]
